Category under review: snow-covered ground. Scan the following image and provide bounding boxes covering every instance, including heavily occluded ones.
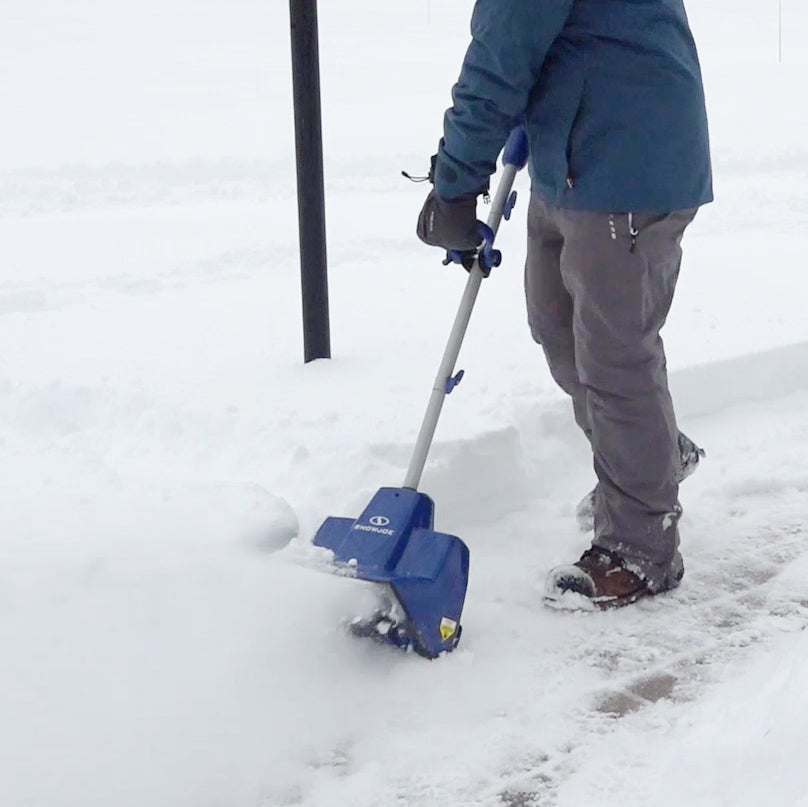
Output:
[2,1,808,805]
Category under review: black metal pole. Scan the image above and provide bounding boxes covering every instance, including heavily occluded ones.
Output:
[289,0,331,362]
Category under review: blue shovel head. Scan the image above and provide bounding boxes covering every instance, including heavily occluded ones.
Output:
[313,487,470,659]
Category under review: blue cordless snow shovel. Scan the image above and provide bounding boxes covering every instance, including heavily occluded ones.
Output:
[314,127,529,658]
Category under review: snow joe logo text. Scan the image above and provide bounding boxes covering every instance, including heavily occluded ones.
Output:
[354,515,395,536]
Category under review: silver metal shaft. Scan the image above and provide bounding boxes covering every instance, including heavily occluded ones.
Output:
[403,163,519,491]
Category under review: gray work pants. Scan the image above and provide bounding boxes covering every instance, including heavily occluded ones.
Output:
[524,196,698,591]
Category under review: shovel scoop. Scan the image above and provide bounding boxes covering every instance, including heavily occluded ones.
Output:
[314,487,469,658]
[314,128,529,658]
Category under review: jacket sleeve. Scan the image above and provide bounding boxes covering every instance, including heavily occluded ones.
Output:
[434,0,574,200]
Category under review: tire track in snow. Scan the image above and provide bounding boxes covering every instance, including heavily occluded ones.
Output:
[0,161,291,217]
[0,158,417,218]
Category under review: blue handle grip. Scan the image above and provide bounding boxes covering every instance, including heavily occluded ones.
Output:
[475,222,501,270]
[502,127,528,169]
[443,222,501,275]
[441,129,525,274]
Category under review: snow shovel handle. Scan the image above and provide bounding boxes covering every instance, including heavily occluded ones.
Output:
[403,127,528,491]
[442,127,529,273]
[443,222,500,276]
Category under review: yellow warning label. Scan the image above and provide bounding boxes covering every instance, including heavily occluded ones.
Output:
[438,617,458,641]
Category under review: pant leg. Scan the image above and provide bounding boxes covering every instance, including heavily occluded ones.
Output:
[556,206,698,591]
[524,197,591,438]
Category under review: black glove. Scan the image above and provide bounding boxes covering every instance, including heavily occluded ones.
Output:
[416,190,482,251]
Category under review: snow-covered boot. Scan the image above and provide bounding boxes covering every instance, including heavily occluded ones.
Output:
[575,431,705,532]
[574,488,598,533]
[674,430,706,483]
[544,548,657,610]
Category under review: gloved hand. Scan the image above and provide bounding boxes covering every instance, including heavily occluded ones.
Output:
[416,190,482,252]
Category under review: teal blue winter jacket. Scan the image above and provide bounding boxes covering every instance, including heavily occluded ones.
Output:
[435,0,713,212]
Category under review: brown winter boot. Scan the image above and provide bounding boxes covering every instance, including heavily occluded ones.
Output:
[544,548,655,610]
